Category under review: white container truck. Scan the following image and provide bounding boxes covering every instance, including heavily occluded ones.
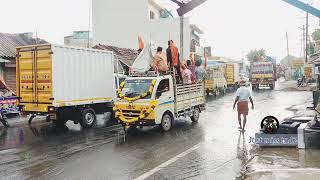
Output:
[16,44,115,128]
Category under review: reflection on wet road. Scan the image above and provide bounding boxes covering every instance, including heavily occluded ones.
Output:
[0,82,319,179]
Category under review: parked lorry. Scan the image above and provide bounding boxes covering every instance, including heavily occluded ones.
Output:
[16,44,115,128]
[223,63,240,89]
[205,67,227,96]
[113,73,205,131]
[250,61,277,90]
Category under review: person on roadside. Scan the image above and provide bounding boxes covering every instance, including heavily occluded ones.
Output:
[233,80,254,132]
[181,64,192,84]
[151,47,168,73]
[195,60,206,82]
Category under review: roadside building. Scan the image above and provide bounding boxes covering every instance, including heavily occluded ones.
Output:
[93,0,205,60]
[93,44,138,74]
[0,32,47,93]
[64,31,93,48]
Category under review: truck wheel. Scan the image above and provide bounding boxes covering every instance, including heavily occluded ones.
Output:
[80,108,96,128]
[191,107,200,122]
[270,82,275,90]
[222,87,226,95]
[161,113,173,132]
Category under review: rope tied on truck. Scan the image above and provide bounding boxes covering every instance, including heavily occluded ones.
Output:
[113,101,157,125]
[117,79,157,102]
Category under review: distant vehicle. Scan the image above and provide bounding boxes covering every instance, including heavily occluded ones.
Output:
[17,44,116,128]
[250,61,277,90]
[205,67,227,96]
[222,63,240,89]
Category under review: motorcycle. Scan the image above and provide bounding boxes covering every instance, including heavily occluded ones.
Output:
[297,77,307,87]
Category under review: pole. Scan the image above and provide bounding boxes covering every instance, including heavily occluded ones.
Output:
[286,31,290,58]
[306,12,309,63]
[180,16,184,60]
[302,25,306,59]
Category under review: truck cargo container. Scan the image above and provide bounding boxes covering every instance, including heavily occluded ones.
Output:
[205,67,227,96]
[223,63,240,89]
[16,44,115,128]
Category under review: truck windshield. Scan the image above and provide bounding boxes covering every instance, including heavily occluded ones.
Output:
[122,79,153,99]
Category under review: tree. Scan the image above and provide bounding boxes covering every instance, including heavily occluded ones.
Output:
[312,29,320,41]
[246,49,266,64]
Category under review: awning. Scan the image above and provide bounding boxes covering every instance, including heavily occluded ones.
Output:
[0,79,16,96]
[0,58,10,63]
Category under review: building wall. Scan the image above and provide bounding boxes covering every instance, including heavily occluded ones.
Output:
[93,0,149,49]
[149,18,191,59]
[64,36,93,48]
[148,3,160,20]
[92,0,191,60]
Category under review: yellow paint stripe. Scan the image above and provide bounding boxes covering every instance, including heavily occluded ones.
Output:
[55,97,113,104]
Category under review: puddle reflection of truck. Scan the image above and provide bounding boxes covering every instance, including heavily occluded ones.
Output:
[17,44,116,128]
[113,73,205,131]
[250,61,277,90]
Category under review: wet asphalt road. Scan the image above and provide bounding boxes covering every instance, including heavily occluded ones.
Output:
[0,81,319,180]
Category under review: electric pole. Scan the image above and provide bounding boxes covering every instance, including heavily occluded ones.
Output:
[298,25,306,59]
[306,12,309,63]
[286,31,290,58]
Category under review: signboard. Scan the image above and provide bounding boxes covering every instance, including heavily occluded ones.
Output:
[292,59,304,68]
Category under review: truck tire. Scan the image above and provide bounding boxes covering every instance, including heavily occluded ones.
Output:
[270,82,275,90]
[161,113,173,132]
[191,107,200,122]
[206,90,210,96]
[80,108,96,128]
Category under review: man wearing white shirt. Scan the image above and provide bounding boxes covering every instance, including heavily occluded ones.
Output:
[233,80,254,131]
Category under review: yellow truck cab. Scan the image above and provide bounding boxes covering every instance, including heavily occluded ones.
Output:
[113,73,205,131]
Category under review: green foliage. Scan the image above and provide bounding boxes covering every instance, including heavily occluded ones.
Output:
[312,29,320,41]
[246,49,266,64]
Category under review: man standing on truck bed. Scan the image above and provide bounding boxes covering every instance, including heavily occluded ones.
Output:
[233,80,254,131]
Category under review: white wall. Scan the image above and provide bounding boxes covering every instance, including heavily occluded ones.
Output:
[93,0,191,60]
[148,3,160,20]
[149,18,190,60]
[93,0,149,49]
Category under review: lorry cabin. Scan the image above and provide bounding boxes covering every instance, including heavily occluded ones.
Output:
[113,72,205,132]
[16,44,115,128]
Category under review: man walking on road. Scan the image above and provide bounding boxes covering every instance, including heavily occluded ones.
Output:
[233,80,254,131]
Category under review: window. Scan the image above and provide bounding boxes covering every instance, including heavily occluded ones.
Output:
[157,79,170,93]
[150,11,155,20]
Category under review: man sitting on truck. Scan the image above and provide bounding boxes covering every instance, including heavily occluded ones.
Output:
[151,47,168,73]
[233,80,254,131]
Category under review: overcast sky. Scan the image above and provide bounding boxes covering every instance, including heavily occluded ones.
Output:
[1,0,320,60]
